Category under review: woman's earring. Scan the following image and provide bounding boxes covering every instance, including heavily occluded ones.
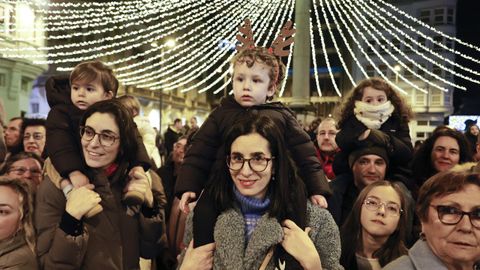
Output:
[419,232,426,241]
[271,175,275,181]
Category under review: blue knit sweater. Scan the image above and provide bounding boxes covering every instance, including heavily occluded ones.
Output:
[233,187,271,241]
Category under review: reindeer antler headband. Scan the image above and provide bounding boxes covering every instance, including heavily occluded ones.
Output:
[235,19,296,57]
[235,19,295,89]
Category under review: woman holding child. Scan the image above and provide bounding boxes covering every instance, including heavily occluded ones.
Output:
[178,115,342,270]
[35,100,164,270]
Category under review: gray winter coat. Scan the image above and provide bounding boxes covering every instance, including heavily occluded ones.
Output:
[382,240,447,270]
[179,202,343,270]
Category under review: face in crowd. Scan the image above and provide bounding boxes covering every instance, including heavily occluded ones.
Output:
[316,119,338,154]
[430,136,460,173]
[6,157,43,186]
[228,132,274,199]
[0,185,22,241]
[172,138,187,165]
[469,125,479,137]
[232,58,275,107]
[352,155,387,190]
[71,76,113,111]
[420,180,480,269]
[81,112,120,169]
[4,118,22,148]
[173,120,183,131]
[23,125,46,157]
[189,117,197,129]
[360,185,402,241]
[361,87,387,106]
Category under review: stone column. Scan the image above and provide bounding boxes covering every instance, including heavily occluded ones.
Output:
[290,0,311,108]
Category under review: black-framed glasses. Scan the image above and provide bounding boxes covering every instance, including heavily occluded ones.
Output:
[363,197,403,217]
[9,166,42,176]
[23,132,44,141]
[79,126,119,147]
[226,155,275,172]
[431,205,480,229]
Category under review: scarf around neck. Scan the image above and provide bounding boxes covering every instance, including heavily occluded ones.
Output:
[354,100,394,129]
[233,187,271,241]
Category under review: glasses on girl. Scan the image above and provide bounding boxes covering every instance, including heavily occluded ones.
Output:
[363,196,402,217]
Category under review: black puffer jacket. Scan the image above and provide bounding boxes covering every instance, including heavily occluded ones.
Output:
[45,75,87,177]
[175,96,331,198]
[333,115,413,186]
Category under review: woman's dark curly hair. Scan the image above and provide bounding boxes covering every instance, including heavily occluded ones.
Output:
[231,47,286,101]
[336,77,413,128]
[412,127,473,189]
[80,99,138,165]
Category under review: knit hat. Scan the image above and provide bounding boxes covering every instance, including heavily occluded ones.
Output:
[348,146,389,168]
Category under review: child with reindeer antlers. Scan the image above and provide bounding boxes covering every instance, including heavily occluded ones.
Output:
[175,19,332,248]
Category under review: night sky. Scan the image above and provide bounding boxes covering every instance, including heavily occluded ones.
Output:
[453,0,480,114]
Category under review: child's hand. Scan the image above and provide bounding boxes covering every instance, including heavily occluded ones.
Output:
[179,192,196,214]
[65,184,101,220]
[69,170,90,188]
[310,195,328,208]
[124,171,153,207]
[129,166,146,179]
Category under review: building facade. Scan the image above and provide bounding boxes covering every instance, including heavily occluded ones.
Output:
[0,2,47,120]
[351,0,457,143]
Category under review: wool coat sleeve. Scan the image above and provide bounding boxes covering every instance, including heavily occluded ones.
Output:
[35,177,88,270]
[309,206,344,270]
[46,105,87,178]
[283,111,332,197]
[175,110,222,197]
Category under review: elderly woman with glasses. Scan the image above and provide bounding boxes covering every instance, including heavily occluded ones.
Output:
[384,170,480,270]
[35,99,164,270]
[0,152,44,187]
[178,115,342,270]
[340,181,408,270]
[21,118,47,158]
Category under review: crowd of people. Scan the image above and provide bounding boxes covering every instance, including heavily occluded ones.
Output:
[0,19,479,270]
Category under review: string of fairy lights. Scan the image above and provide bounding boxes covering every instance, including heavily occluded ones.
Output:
[1,0,480,97]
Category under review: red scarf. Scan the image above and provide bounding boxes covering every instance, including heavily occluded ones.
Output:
[105,163,119,177]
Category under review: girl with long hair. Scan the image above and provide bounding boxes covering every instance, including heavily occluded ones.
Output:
[340,181,408,270]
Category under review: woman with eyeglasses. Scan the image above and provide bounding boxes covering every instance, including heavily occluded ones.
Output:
[178,115,342,270]
[339,181,408,270]
[35,99,164,270]
[384,170,480,270]
[0,152,44,187]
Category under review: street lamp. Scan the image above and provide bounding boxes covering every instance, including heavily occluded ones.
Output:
[158,38,176,135]
[393,64,402,84]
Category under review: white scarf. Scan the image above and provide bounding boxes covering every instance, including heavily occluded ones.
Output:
[354,100,394,129]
